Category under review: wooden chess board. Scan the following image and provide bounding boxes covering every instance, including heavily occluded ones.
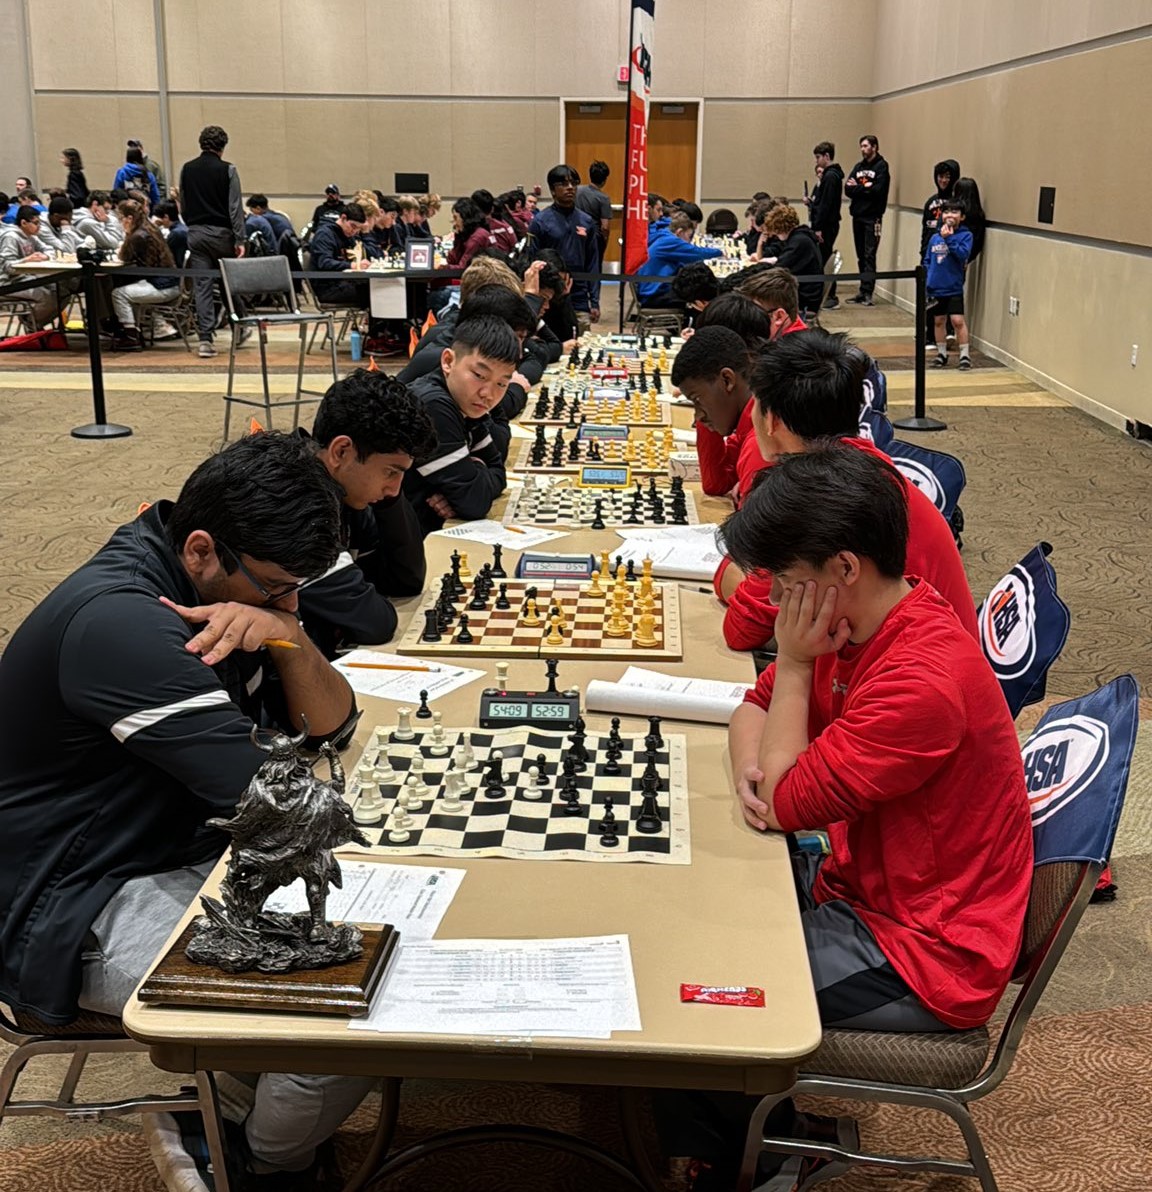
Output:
[513,429,686,477]
[502,479,698,528]
[521,391,672,428]
[395,578,683,661]
[344,724,691,864]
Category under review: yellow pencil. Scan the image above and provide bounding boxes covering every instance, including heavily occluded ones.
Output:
[504,526,526,534]
[342,662,435,672]
[263,638,300,649]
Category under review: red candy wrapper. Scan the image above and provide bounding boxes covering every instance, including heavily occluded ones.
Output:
[680,984,765,1007]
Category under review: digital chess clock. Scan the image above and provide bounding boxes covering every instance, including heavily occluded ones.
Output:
[515,552,597,580]
[479,691,581,730]
[577,465,631,489]
[577,423,631,442]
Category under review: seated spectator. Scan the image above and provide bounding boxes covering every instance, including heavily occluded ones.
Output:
[755,204,825,317]
[246,194,293,250]
[152,198,188,266]
[38,196,83,255]
[395,194,429,243]
[363,194,404,257]
[62,149,88,209]
[417,193,441,237]
[307,202,371,305]
[403,317,516,535]
[670,260,720,313]
[73,191,125,250]
[647,193,668,239]
[735,266,808,337]
[113,147,159,208]
[446,198,493,273]
[638,210,722,307]
[528,165,601,329]
[501,188,531,235]
[298,370,437,658]
[310,184,344,232]
[670,198,704,224]
[125,187,153,215]
[0,205,62,328]
[109,200,180,350]
[3,188,46,225]
[471,189,517,253]
[243,199,280,256]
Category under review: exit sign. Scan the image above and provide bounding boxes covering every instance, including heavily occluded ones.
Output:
[617,64,629,83]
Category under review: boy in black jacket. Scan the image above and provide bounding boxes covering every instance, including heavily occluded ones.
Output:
[403,317,517,535]
[299,370,437,657]
[810,142,843,308]
[844,134,890,305]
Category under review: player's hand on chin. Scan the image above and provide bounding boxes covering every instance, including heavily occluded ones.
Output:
[159,596,299,666]
[736,764,770,831]
[774,581,851,665]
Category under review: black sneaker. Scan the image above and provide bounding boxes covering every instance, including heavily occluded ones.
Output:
[822,297,840,310]
[958,356,972,370]
[845,294,866,304]
[932,354,948,368]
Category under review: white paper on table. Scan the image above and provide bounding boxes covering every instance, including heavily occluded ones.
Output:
[509,423,534,439]
[264,862,465,940]
[430,520,569,549]
[610,526,724,581]
[332,651,486,702]
[587,678,745,725]
[350,935,641,1039]
[618,665,753,704]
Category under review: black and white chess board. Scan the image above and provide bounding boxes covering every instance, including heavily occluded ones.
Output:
[502,476,697,529]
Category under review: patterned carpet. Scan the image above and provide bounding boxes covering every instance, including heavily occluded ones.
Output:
[1,300,1150,1190]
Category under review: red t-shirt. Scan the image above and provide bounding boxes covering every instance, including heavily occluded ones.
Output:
[720,438,978,649]
[744,580,1033,1029]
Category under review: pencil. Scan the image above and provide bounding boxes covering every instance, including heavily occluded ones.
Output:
[342,662,437,672]
[504,526,526,534]
[263,638,301,649]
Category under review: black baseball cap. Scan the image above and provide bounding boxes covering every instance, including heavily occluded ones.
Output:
[325,183,341,196]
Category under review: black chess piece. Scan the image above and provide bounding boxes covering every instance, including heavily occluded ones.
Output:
[468,584,488,611]
[421,608,443,643]
[624,501,641,525]
[603,746,622,777]
[591,498,605,531]
[450,560,465,597]
[455,614,474,645]
[652,366,662,391]
[636,781,662,834]
[648,716,664,748]
[415,690,432,719]
[563,786,582,816]
[599,798,620,847]
[491,544,507,579]
[494,583,511,610]
[651,498,665,525]
[567,437,582,462]
[484,751,506,794]
[625,559,637,583]
[544,658,560,693]
[535,752,548,779]
[609,717,622,746]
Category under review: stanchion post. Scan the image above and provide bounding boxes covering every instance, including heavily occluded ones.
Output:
[71,259,131,440]
[893,264,946,433]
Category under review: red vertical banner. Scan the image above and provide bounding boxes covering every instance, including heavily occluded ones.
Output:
[623,0,655,278]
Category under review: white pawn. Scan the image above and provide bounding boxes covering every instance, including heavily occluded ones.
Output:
[441,769,465,813]
[405,773,425,811]
[394,786,413,826]
[387,805,411,844]
[428,712,450,756]
[522,765,543,800]
[353,778,385,826]
[393,707,415,741]
[496,662,510,691]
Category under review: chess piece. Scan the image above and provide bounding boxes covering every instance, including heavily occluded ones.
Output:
[455,613,475,644]
[605,596,630,639]
[421,608,443,643]
[648,716,664,748]
[404,773,425,811]
[585,568,604,597]
[441,770,465,814]
[374,752,397,786]
[522,765,543,800]
[428,713,450,756]
[484,750,506,798]
[458,552,471,580]
[625,559,637,583]
[468,583,488,611]
[393,708,416,742]
[522,598,541,627]
[353,776,385,826]
[634,612,658,648]
[491,544,507,578]
[545,614,565,646]
[599,797,619,847]
[535,751,548,777]
[591,498,605,531]
[494,583,511,610]
[636,780,662,834]
[496,661,510,691]
[609,718,622,745]
[544,659,560,693]
[415,690,432,719]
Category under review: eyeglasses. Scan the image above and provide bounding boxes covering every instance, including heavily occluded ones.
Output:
[216,540,309,605]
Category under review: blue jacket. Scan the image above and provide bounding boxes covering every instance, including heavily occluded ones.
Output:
[637,228,722,302]
[2,202,46,225]
[527,205,600,311]
[647,217,669,244]
[923,226,973,298]
[113,164,160,207]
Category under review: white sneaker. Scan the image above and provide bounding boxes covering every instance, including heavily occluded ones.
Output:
[153,319,180,340]
[142,1112,213,1192]
[198,341,217,358]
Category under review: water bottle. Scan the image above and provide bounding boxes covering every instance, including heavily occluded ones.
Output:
[350,327,363,362]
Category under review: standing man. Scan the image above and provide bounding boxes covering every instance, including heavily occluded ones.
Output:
[844,134,890,306]
[527,165,600,332]
[178,125,247,357]
[810,141,844,309]
[576,160,613,273]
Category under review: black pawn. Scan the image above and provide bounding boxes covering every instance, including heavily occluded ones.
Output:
[599,798,619,847]
[421,608,443,643]
[535,752,548,779]
[468,584,488,611]
[415,690,432,719]
[604,747,622,777]
[609,717,622,745]
[625,559,637,583]
[494,583,511,610]
[491,544,507,579]
[455,614,474,645]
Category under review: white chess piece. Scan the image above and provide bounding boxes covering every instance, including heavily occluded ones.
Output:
[522,765,543,800]
[353,778,385,825]
[496,662,510,691]
[405,773,424,811]
[460,736,478,771]
[387,805,411,843]
[393,707,415,741]
[428,714,450,757]
[441,769,465,813]
[373,726,390,756]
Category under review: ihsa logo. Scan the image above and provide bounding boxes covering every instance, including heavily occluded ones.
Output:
[980,566,1037,679]
[892,458,945,511]
[1023,716,1110,825]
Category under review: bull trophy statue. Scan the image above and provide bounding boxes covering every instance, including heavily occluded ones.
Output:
[186,719,371,974]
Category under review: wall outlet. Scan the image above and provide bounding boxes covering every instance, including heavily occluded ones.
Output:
[1008,296,1020,316]
[1131,344,1139,368]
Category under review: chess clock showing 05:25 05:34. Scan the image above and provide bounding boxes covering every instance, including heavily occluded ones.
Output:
[478,690,581,731]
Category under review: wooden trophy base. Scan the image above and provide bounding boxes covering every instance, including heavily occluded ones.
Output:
[138,923,399,1017]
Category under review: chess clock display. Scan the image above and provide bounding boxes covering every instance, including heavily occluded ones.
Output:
[515,552,596,581]
[479,692,581,731]
[577,465,631,489]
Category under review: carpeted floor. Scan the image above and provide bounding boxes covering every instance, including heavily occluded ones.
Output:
[1,299,1150,1191]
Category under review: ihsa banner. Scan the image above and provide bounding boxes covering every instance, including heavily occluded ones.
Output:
[624,0,655,277]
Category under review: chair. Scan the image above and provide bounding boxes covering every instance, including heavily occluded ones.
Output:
[303,276,359,355]
[705,208,739,236]
[624,282,684,337]
[0,1003,232,1190]
[0,296,36,338]
[132,279,196,354]
[737,673,1140,1192]
[218,256,338,441]
[977,542,1071,718]
[887,439,966,525]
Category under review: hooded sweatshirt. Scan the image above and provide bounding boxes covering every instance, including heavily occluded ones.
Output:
[809,162,844,237]
[637,227,722,303]
[920,159,960,256]
[846,153,890,221]
[768,225,825,312]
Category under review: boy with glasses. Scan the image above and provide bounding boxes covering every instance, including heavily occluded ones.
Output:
[0,204,62,327]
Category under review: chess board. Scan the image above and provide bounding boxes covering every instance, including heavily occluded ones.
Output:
[502,479,698,529]
[513,430,687,477]
[395,578,683,661]
[345,724,691,864]
[522,390,672,428]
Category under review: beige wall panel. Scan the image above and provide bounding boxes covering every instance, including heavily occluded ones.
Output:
[283,99,365,194]
[788,0,876,96]
[164,0,285,92]
[782,103,873,196]
[539,0,624,97]
[29,0,157,91]
[280,0,367,95]
[448,102,553,195]
[649,0,705,97]
[364,0,451,93]
[701,102,787,200]
[448,0,537,96]
[531,103,564,186]
[702,0,793,98]
[167,97,290,194]
[34,94,162,195]
[365,102,454,195]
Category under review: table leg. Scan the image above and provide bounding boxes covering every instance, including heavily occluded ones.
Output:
[618,1088,672,1192]
[342,1077,402,1192]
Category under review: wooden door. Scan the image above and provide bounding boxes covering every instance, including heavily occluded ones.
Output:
[563,101,699,265]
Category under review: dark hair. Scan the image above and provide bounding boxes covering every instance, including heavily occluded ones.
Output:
[751,191,770,202]
[812,142,834,159]
[451,316,522,366]
[648,192,667,206]
[940,201,964,216]
[749,330,863,439]
[87,189,111,207]
[535,247,569,278]
[499,188,526,211]
[48,196,73,217]
[378,195,399,214]
[247,193,268,209]
[312,370,437,462]
[153,198,180,221]
[694,292,773,344]
[860,134,879,150]
[670,326,753,387]
[671,261,720,305]
[953,177,985,224]
[672,199,704,224]
[199,125,229,153]
[546,164,581,189]
[110,188,130,204]
[589,160,610,186]
[460,285,537,336]
[721,445,908,579]
[15,205,41,226]
[470,188,495,215]
[16,188,39,203]
[63,148,83,170]
[166,432,343,579]
[452,197,486,244]
[126,147,145,167]
[0,193,8,211]
[534,256,564,297]
[341,202,366,223]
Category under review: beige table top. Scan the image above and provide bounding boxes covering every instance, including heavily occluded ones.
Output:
[123,441,821,1095]
[8,257,117,272]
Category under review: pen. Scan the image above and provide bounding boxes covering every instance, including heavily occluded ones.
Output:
[263,638,300,649]
[342,662,438,672]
